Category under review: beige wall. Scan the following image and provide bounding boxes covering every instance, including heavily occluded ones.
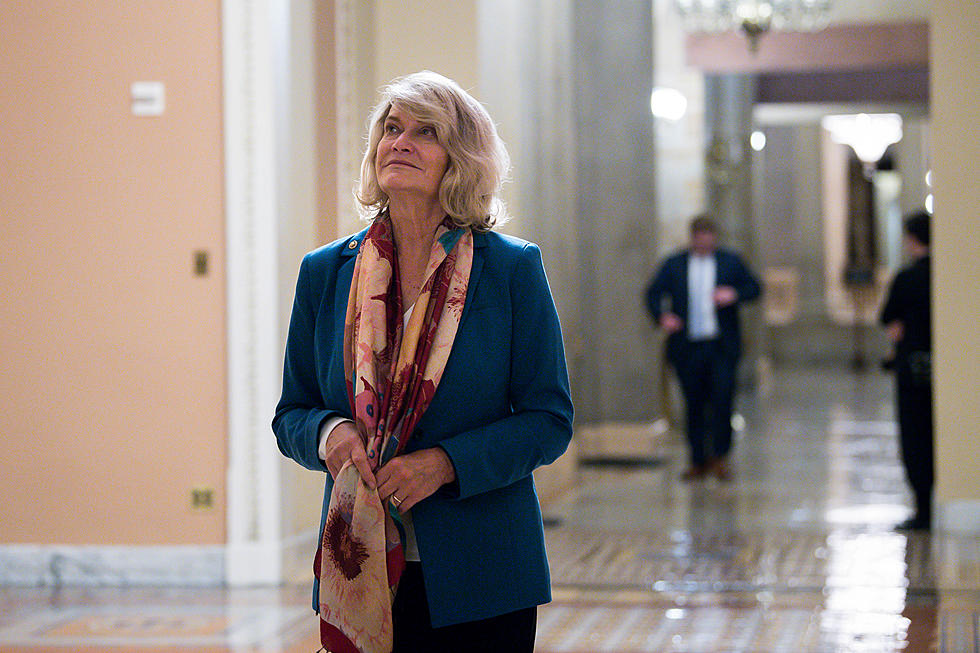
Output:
[279,0,341,580]
[0,3,226,545]
[931,1,980,524]
[372,0,480,92]
[327,0,480,241]
[315,1,340,245]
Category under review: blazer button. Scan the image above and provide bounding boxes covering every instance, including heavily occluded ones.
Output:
[348,240,358,249]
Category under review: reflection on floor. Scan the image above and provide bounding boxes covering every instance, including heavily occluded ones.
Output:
[0,586,321,652]
[537,367,979,652]
[0,368,977,652]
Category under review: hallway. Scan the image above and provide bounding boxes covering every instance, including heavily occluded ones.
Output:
[0,367,977,652]
[536,367,979,651]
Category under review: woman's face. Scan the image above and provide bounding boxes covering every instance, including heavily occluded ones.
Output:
[375,104,449,203]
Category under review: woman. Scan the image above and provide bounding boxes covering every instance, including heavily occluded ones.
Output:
[273,71,573,653]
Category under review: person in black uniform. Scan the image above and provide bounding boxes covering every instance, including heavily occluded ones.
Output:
[880,211,933,531]
[646,215,761,481]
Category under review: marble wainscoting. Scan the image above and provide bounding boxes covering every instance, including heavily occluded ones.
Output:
[574,421,671,463]
[0,545,225,587]
[534,438,580,509]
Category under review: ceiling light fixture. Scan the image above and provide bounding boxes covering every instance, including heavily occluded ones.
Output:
[673,0,832,53]
[822,113,903,175]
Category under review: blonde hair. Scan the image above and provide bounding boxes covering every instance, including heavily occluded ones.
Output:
[356,71,511,231]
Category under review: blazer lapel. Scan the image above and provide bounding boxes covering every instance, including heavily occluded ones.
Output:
[457,230,487,326]
[713,250,729,284]
[679,251,690,312]
[336,228,367,303]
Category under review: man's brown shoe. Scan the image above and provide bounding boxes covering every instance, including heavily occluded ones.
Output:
[709,457,732,481]
[681,464,708,481]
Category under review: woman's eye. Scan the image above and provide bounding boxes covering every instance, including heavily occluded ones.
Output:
[385,124,399,134]
[419,126,436,137]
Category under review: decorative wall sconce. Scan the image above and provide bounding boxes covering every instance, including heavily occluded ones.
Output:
[706,134,740,186]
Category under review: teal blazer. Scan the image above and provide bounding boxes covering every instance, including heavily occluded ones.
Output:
[273,227,574,627]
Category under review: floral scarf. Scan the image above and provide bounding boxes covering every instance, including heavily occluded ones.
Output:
[316,215,473,653]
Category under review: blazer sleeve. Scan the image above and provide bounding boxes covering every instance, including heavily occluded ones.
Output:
[645,260,672,322]
[731,254,762,303]
[271,253,343,473]
[879,270,906,325]
[437,243,574,500]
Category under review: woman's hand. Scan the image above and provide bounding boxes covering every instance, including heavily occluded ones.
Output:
[322,421,377,489]
[376,448,456,513]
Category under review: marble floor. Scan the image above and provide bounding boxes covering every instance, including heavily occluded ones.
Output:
[1,367,977,652]
[536,367,979,652]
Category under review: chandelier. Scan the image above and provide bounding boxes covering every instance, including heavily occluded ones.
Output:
[673,0,832,53]
[822,113,903,176]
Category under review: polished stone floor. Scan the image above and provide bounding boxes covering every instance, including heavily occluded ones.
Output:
[1,367,977,652]
[537,367,979,652]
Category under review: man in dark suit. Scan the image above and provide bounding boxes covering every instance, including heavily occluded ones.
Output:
[646,215,761,481]
[880,212,932,531]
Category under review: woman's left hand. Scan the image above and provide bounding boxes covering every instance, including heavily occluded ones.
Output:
[376,447,456,513]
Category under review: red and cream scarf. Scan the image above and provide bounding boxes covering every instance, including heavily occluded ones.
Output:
[316,215,473,653]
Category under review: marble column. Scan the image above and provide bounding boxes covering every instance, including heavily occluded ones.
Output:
[704,74,756,253]
[571,0,660,423]
[704,73,764,377]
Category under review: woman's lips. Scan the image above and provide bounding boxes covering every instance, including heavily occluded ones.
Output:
[385,159,419,169]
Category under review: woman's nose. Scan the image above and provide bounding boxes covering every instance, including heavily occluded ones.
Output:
[392,132,413,151]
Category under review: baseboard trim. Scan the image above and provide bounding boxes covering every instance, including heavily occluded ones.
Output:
[280,528,319,584]
[0,544,225,587]
[937,499,980,535]
[0,530,321,588]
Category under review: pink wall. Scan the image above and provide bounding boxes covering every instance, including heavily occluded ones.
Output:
[0,3,227,545]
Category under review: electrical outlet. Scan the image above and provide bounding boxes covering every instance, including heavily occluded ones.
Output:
[190,487,214,510]
[193,250,209,276]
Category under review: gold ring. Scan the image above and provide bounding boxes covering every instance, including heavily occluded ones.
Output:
[391,495,403,506]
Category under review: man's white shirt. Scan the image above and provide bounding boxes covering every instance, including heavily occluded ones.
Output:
[687,253,719,340]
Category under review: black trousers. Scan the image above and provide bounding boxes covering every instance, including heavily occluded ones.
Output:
[391,562,537,653]
[673,339,737,466]
[896,365,934,519]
